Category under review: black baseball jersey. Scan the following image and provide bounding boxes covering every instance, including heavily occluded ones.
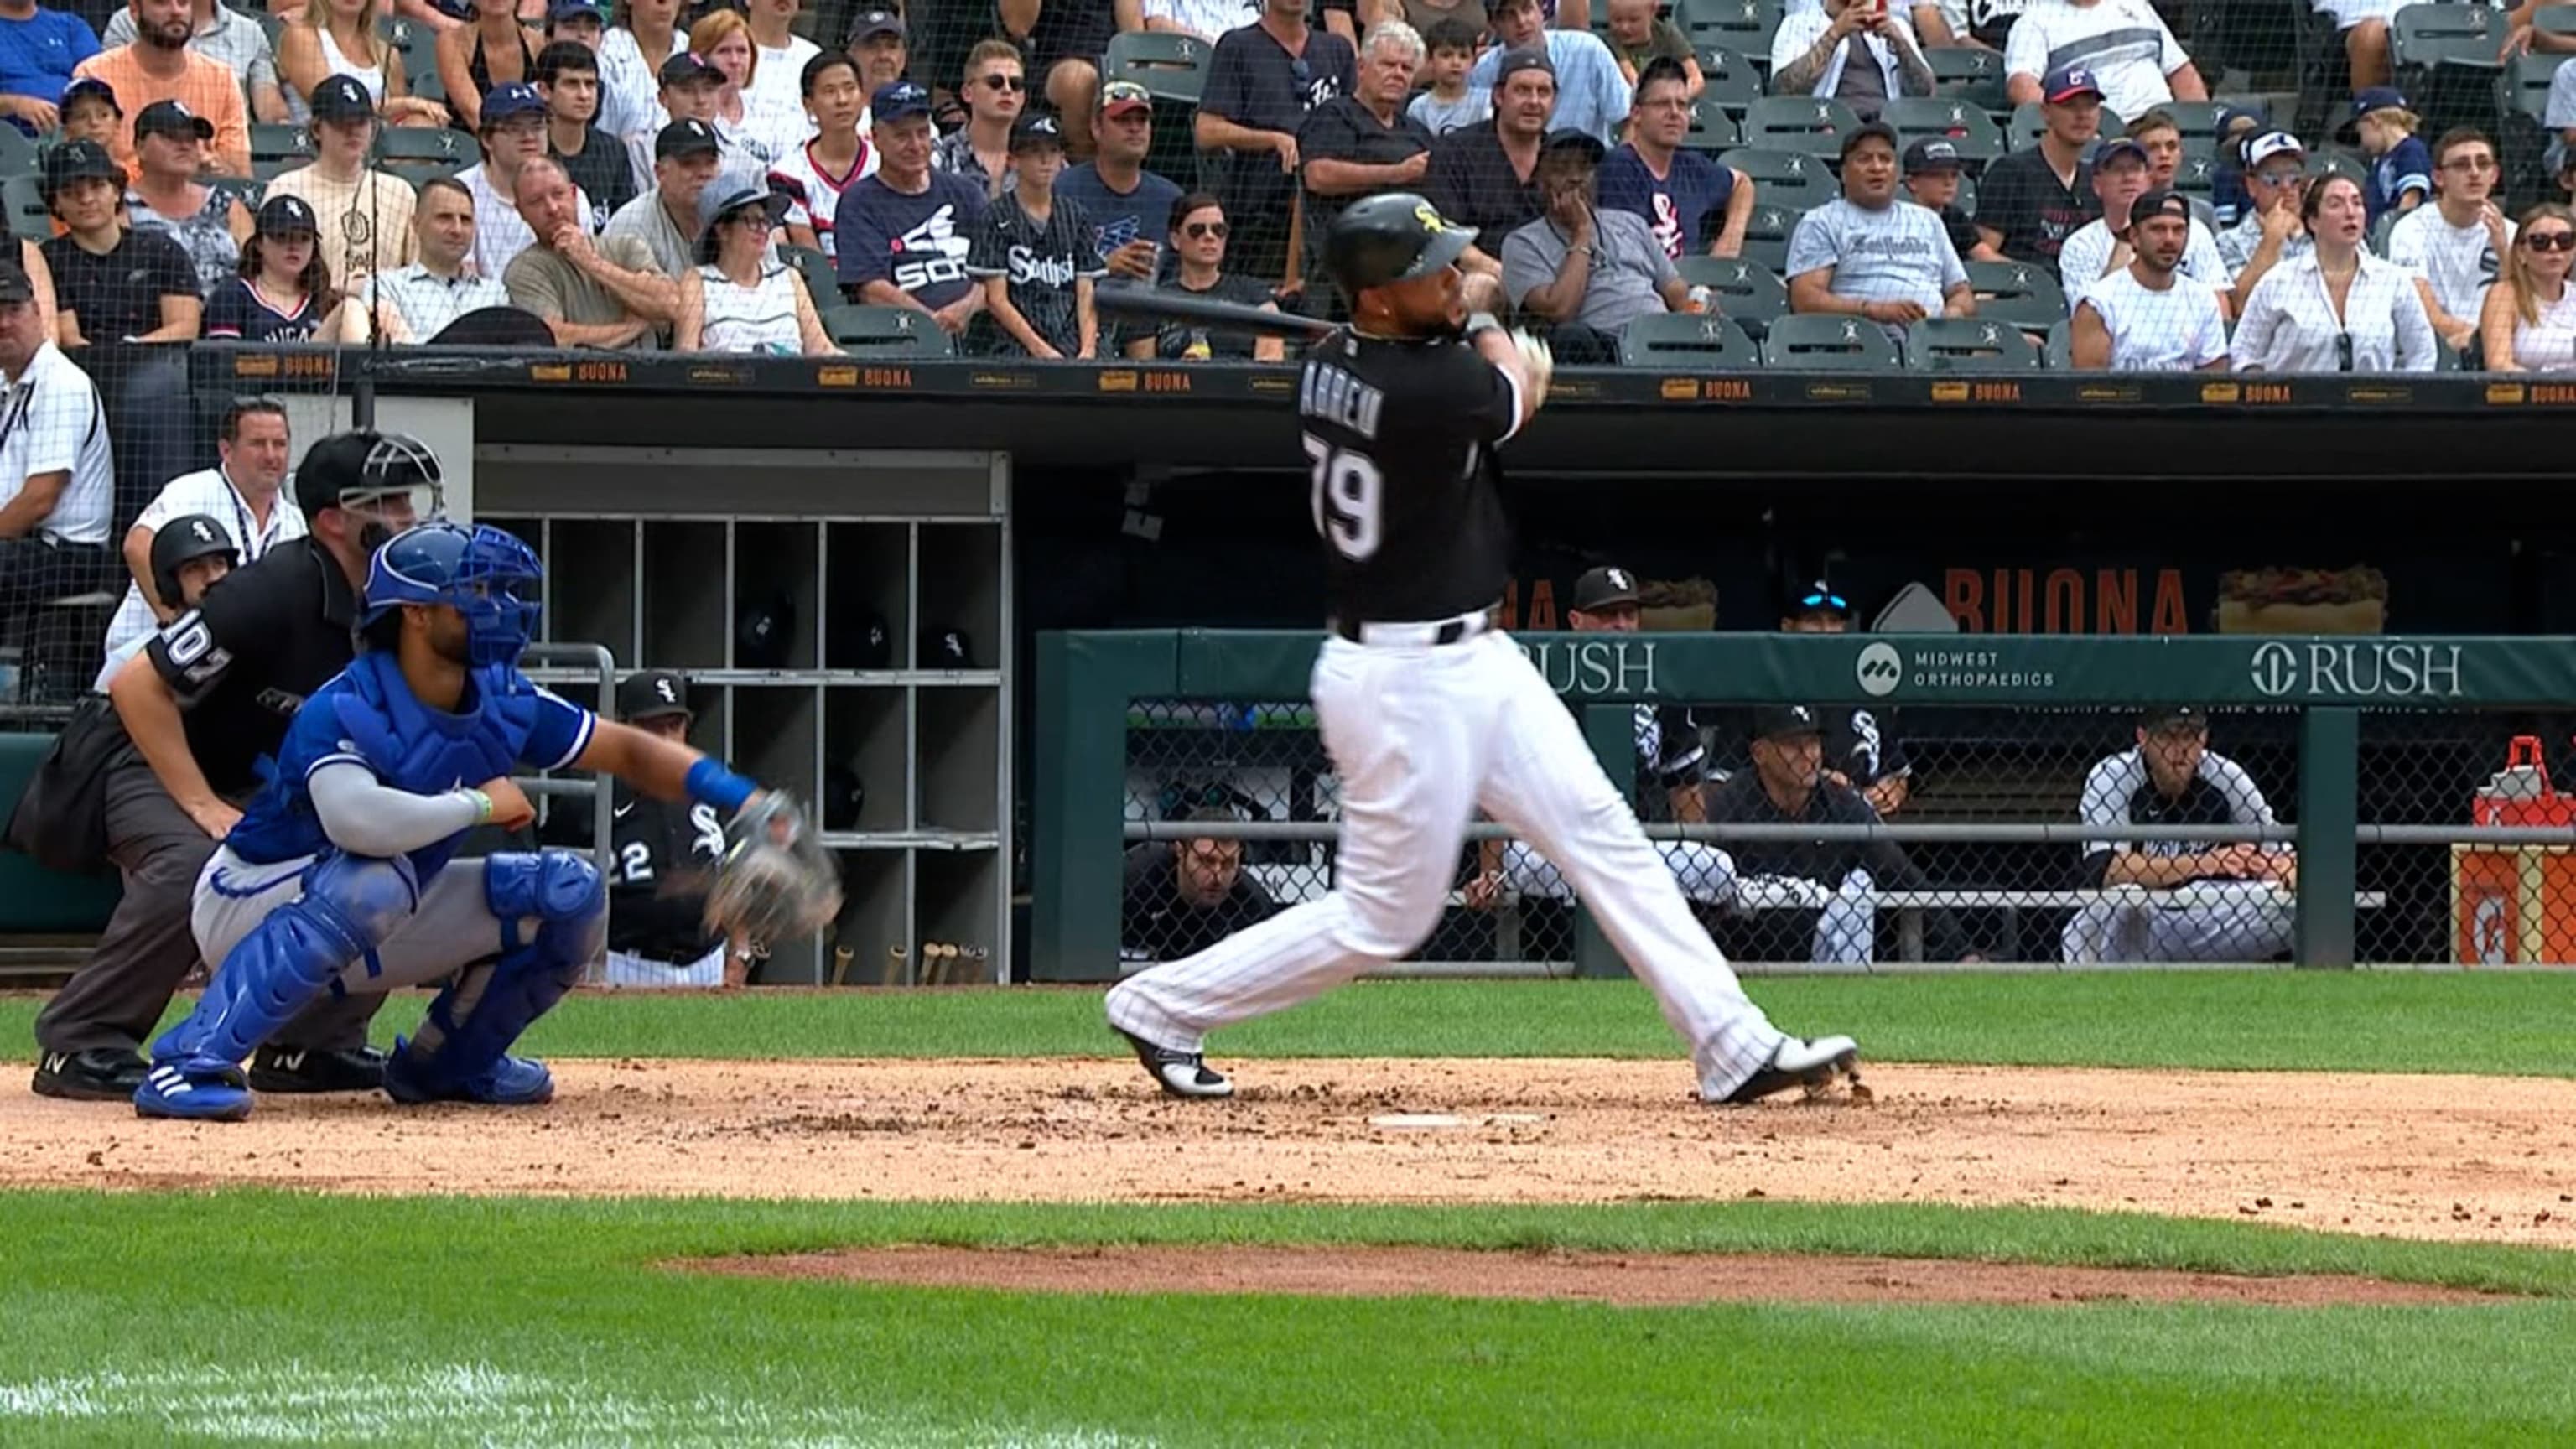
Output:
[1716,705,1909,791]
[1701,771,1971,961]
[1301,328,1520,622]
[2075,747,2276,887]
[140,537,360,797]
[605,782,727,962]
[1120,845,1279,960]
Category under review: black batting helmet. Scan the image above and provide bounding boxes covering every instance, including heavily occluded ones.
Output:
[151,514,237,607]
[1323,191,1478,307]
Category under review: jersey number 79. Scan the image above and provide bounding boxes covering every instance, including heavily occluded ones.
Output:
[1303,434,1384,562]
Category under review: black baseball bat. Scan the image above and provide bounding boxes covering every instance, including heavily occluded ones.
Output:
[1093,286,1337,340]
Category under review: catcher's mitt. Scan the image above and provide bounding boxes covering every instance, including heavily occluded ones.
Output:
[703,792,842,952]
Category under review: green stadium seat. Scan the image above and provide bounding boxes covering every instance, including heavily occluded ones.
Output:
[1675,255,1788,338]
[1104,29,1212,106]
[1679,0,1784,73]
[2392,3,2505,85]
[204,174,265,212]
[1878,97,2007,172]
[0,124,38,179]
[2153,100,2228,142]
[2505,53,2559,121]
[1720,147,1839,206]
[373,124,472,180]
[1684,98,1742,151]
[2043,318,2072,368]
[250,122,314,170]
[1965,258,2066,329]
[0,734,120,934]
[823,304,955,356]
[1763,313,1902,369]
[2,174,48,243]
[1696,48,1762,120]
[2172,151,2217,195]
[2307,147,2371,184]
[781,243,837,303]
[1905,316,2043,371]
[1742,96,1860,158]
[2007,101,2126,151]
[1737,200,1803,274]
[1925,46,2006,111]
[1618,311,1763,368]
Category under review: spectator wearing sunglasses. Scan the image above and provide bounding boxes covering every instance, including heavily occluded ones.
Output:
[1197,0,1358,284]
[2231,172,2433,373]
[1127,192,1286,361]
[2386,127,2511,355]
[2217,131,2311,314]
[2479,203,2576,373]
[1056,81,1185,284]
[937,39,1026,201]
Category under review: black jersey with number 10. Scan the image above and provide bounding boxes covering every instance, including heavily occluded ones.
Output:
[1298,329,1523,624]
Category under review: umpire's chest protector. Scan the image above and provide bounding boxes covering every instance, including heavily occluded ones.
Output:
[332,652,539,799]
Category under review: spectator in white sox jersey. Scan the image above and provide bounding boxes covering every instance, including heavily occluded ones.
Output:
[2069,186,2227,371]
[966,113,1102,358]
[2387,127,2512,355]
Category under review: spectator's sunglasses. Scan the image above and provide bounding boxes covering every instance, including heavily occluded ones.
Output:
[1100,81,1151,110]
[2525,230,2576,252]
[2335,331,2354,372]
[1183,220,1228,239]
[979,72,1026,91]
[1798,587,1850,612]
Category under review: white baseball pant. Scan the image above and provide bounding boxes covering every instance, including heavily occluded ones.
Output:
[1105,626,1791,1100]
[602,943,728,989]
[1498,839,1739,907]
[2059,881,2297,963]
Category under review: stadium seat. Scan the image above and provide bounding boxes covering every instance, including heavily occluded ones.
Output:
[1696,48,1762,120]
[823,304,955,356]
[2307,147,2371,184]
[2367,208,2398,257]
[2392,3,2504,86]
[373,125,471,179]
[1763,313,1901,369]
[1925,47,2006,111]
[2155,100,2228,143]
[1679,0,1785,74]
[1104,29,1212,106]
[781,244,837,304]
[1965,258,2067,328]
[1618,312,1763,368]
[1877,97,2007,172]
[2007,101,2126,150]
[2,174,47,243]
[250,122,314,171]
[1905,316,2043,371]
[1685,98,1742,151]
[1741,96,1860,158]
[204,174,266,213]
[1737,200,1805,273]
[1675,256,1788,339]
[1719,148,1838,206]
[2043,318,2072,369]
[2172,151,2217,196]
[0,125,36,179]
[2504,53,2559,122]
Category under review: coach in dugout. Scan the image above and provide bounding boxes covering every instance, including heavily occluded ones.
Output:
[1121,804,1279,963]
[28,432,427,1102]
[2062,704,2296,963]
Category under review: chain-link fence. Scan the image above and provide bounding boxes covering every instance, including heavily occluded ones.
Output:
[1118,689,2576,970]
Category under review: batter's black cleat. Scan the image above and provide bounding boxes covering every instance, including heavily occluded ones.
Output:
[32,1047,149,1101]
[1115,1029,1233,1100]
[248,1044,389,1094]
[1721,1035,1862,1105]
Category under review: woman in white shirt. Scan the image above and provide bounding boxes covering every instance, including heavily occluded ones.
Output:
[2478,203,2576,373]
[690,9,805,168]
[2231,174,2435,372]
[278,0,448,128]
[674,175,838,356]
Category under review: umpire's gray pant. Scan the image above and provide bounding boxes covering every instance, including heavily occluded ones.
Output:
[32,750,386,1057]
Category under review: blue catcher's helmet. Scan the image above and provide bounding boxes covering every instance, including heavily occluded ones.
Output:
[362,522,543,668]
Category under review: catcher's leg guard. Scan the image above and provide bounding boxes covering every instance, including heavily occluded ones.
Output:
[386,849,604,1105]
[138,854,418,1122]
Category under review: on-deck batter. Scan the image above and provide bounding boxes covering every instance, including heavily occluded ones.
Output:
[1104,190,1859,1106]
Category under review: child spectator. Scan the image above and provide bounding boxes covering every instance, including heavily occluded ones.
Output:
[1407,18,1489,135]
[967,113,1101,359]
[205,194,335,341]
[59,76,118,145]
[1602,0,1701,99]
[1901,137,1979,261]
[2346,86,2429,226]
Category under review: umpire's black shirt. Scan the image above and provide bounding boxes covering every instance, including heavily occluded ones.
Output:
[139,537,360,797]
[1425,121,1545,244]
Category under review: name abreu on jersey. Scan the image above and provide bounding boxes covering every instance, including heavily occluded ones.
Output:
[1300,361,1384,439]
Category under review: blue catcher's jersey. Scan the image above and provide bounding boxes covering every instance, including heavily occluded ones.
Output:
[226,649,596,878]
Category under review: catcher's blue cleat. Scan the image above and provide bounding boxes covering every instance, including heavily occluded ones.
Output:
[133,1059,257,1122]
[382,1036,555,1105]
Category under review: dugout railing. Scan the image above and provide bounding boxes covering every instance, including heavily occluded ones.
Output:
[1031,631,2576,979]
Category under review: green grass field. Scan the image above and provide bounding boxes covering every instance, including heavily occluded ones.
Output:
[7,974,2573,1446]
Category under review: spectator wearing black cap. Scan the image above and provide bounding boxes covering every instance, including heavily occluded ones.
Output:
[771,52,876,262]
[124,96,252,296]
[677,169,835,354]
[1197,0,1358,284]
[627,50,730,191]
[834,80,987,334]
[2064,705,2293,963]
[1298,21,1433,283]
[937,39,1028,202]
[202,194,337,340]
[596,0,686,147]
[438,0,539,133]
[464,80,595,278]
[2002,0,2202,121]
[540,39,638,224]
[1770,582,1914,818]
[334,175,512,343]
[505,154,666,348]
[2346,86,2430,228]
[1056,80,1185,283]
[1786,121,1971,340]
[1502,128,1696,361]
[1971,61,2101,265]
[1599,56,1751,260]
[262,78,419,293]
[73,0,252,179]
[0,0,100,138]
[40,138,200,349]
[93,397,298,685]
[1701,705,1972,966]
[1120,803,1280,965]
[2068,186,2225,371]
[1768,0,1933,123]
[547,0,607,50]
[2054,137,2230,314]
[0,257,117,615]
[1472,0,1624,145]
[1127,191,1287,361]
[605,116,725,286]
[1424,47,1554,275]
[58,75,122,147]
[844,8,908,102]
[42,430,433,1104]
[273,0,442,130]
[965,113,1103,359]
[1901,137,1979,261]
[600,669,745,989]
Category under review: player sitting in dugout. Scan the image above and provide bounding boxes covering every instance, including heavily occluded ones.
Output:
[1120,804,1280,963]
[1701,705,1976,965]
[2063,705,2297,963]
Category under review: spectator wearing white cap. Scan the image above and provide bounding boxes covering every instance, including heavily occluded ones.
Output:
[260,75,418,291]
[2217,130,2313,313]
[460,80,595,279]
[102,0,285,124]
[2069,187,2226,370]
[93,397,299,689]
[0,255,117,614]
[1972,62,2102,265]
[1787,121,1973,340]
[203,193,337,340]
[2231,173,2435,372]
[2002,0,2203,121]
[122,96,251,296]
[771,51,877,262]
[2053,137,2230,313]
[676,169,836,356]
[1769,0,1934,123]
[333,175,511,343]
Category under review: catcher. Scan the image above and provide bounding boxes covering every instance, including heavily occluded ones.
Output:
[133,519,838,1122]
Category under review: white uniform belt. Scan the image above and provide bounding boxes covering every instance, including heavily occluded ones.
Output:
[1332,605,1497,649]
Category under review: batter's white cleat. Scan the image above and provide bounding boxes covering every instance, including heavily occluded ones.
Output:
[1719,1034,1862,1105]
[1115,1029,1234,1100]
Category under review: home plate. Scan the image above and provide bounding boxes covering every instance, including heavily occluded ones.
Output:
[1368,1113,1549,1130]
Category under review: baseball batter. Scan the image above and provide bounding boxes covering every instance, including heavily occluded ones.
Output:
[1104,192,1858,1106]
[132,518,780,1122]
